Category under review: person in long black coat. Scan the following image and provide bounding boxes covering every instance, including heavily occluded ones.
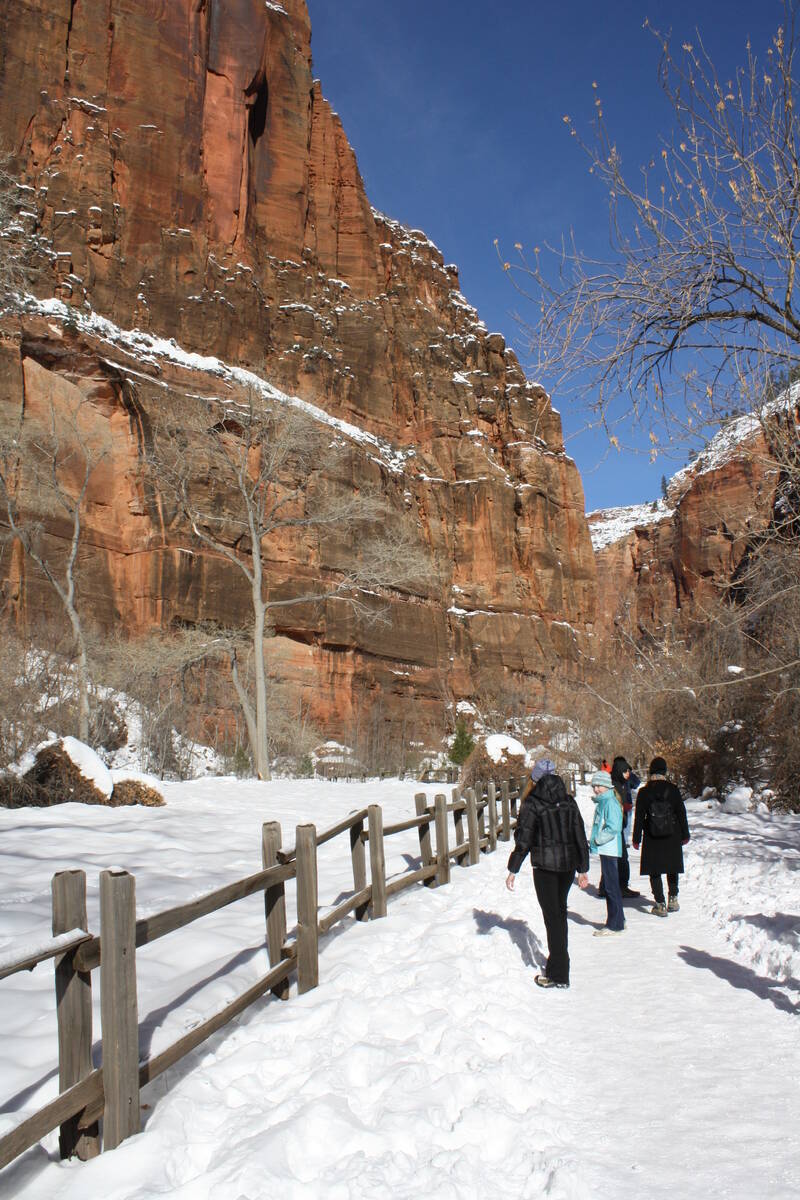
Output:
[505,760,589,989]
[632,755,690,916]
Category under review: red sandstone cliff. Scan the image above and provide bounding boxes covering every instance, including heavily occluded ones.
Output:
[588,413,787,644]
[0,0,596,740]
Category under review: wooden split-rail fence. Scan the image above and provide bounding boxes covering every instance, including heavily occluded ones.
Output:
[0,776,526,1174]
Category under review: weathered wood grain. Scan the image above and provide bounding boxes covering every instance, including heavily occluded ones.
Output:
[262,822,289,1001]
[465,788,480,865]
[75,862,296,972]
[52,871,99,1161]
[295,825,319,994]
[434,794,450,886]
[318,887,372,935]
[368,805,387,918]
[500,780,511,841]
[415,793,435,887]
[487,782,498,852]
[350,818,368,921]
[0,1070,103,1171]
[100,870,139,1151]
[0,930,91,982]
[385,864,438,897]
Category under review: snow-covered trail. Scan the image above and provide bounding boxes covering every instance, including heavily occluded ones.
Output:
[1,784,798,1199]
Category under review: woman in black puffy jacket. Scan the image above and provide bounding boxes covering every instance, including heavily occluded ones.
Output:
[505,759,590,989]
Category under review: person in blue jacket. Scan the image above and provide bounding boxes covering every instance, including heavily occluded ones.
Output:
[589,769,625,935]
[611,755,641,897]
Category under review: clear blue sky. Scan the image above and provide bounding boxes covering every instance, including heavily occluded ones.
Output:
[306,0,781,511]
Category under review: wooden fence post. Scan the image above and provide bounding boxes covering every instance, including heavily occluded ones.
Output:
[487,782,498,852]
[368,805,387,919]
[100,870,139,1152]
[434,793,450,886]
[52,870,99,1161]
[451,786,466,863]
[350,815,369,921]
[465,788,480,865]
[476,779,487,847]
[262,821,289,1000]
[414,792,435,885]
[295,824,319,995]
[500,780,511,842]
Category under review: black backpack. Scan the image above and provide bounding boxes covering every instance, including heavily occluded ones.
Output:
[647,795,676,838]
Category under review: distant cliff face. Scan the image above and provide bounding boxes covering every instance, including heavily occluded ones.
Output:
[0,0,596,737]
[589,415,785,644]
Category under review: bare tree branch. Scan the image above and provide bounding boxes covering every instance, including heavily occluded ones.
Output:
[149,389,431,778]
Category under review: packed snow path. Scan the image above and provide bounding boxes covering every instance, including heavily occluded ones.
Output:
[1,781,798,1198]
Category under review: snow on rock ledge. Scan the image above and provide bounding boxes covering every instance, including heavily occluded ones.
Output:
[587,499,672,551]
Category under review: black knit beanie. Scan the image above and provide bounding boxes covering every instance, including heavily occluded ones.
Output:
[649,756,667,776]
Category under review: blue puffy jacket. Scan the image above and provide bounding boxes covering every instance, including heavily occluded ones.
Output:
[590,788,623,858]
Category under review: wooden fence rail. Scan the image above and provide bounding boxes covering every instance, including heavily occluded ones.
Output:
[0,773,527,1175]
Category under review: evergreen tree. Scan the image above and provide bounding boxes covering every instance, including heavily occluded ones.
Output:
[448,719,475,766]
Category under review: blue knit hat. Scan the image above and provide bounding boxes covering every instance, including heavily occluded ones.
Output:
[531,757,556,783]
[591,769,613,789]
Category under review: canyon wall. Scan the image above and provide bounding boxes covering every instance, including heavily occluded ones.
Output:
[589,416,786,645]
[0,0,596,742]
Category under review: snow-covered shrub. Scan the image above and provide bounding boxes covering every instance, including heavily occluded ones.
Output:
[0,739,166,808]
[460,741,526,792]
[721,785,753,814]
[110,778,165,807]
[0,773,45,808]
[19,742,110,806]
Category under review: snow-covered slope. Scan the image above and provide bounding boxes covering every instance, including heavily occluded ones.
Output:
[0,780,798,1197]
[587,388,800,551]
[587,498,672,551]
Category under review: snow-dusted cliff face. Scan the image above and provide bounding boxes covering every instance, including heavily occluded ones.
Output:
[0,0,596,736]
[588,399,799,639]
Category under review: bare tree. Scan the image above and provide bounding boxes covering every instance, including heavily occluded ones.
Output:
[0,158,32,307]
[0,390,110,743]
[151,391,430,780]
[97,627,227,778]
[503,3,800,446]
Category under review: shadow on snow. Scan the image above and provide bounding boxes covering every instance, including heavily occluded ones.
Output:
[678,945,800,1015]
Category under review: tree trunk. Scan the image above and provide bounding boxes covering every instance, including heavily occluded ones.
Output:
[230,654,258,773]
[67,605,90,745]
[252,592,271,781]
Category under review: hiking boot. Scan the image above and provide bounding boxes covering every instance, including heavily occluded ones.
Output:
[593,927,624,937]
[667,895,680,912]
[650,902,668,917]
[535,974,569,989]
[621,887,640,898]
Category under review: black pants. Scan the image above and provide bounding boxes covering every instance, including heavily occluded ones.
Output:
[619,837,630,891]
[650,873,679,904]
[533,868,575,984]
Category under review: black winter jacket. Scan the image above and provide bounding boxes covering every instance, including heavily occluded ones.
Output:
[507,774,590,874]
[632,777,690,875]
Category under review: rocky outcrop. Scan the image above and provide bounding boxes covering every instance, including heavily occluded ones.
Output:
[589,413,787,644]
[0,0,596,739]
